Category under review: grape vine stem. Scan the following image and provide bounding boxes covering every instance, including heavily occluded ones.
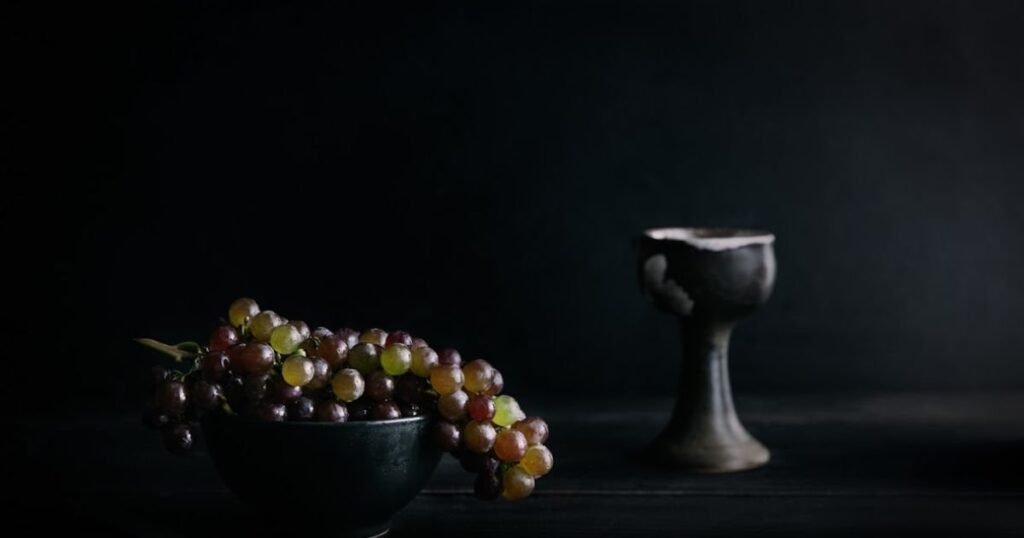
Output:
[134,338,200,362]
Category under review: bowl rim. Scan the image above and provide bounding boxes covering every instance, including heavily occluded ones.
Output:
[643,227,775,251]
[203,413,432,428]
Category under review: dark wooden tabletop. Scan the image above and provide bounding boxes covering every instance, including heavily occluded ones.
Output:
[7,393,1024,536]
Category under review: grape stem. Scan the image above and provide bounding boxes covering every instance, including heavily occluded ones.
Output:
[134,338,200,362]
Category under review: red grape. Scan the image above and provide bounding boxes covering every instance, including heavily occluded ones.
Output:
[304,358,331,391]
[288,397,316,421]
[335,328,360,349]
[242,374,270,405]
[494,429,528,462]
[484,369,504,396]
[234,343,275,376]
[188,380,223,417]
[467,395,495,422]
[462,421,497,453]
[457,450,499,474]
[347,399,371,421]
[371,401,401,420]
[430,364,464,395]
[142,407,169,430]
[148,366,171,390]
[513,416,550,445]
[438,390,469,421]
[317,335,348,368]
[438,348,462,367]
[310,326,333,340]
[155,381,187,416]
[255,402,287,422]
[359,328,388,346]
[287,320,311,340]
[432,421,461,451]
[315,401,349,423]
[394,374,426,404]
[208,325,239,352]
[474,469,502,500]
[163,424,194,455]
[365,371,395,403]
[269,377,303,404]
[462,359,495,394]
[400,402,423,417]
[200,351,230,381]
[386,330,413,347]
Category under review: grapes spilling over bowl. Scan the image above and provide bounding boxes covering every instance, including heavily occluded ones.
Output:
[138,298,554,502]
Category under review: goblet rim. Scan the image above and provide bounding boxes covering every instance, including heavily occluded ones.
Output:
[643,227,774,252]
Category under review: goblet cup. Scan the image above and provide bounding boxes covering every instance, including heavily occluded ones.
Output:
[637,227,776,472]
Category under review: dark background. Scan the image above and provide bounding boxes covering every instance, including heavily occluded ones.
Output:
[7,0,1024,415]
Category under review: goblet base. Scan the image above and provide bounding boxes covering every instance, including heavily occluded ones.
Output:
[645,433,770,473]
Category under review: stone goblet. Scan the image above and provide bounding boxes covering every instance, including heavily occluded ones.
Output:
[637,227,776,472]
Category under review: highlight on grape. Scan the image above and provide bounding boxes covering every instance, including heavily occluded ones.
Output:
[138,298,553,501]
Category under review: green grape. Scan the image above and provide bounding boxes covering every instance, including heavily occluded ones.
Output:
[462,359,495,394]
[270,324,304,354]
[494,429,528,463]
[228,297,259,328]
[250,310,284,341]
[359,328,388,346]
[410,347,439,378]
[282,355,315,387]
[518,444,553,477]
[493,395,526,427]
[437,390,469,421]
[429,364,464,396]
[331,368,365,402]
[348,343,381,375]
[380,344,412,375]
[462,421,496,453]
[501,466,535,500]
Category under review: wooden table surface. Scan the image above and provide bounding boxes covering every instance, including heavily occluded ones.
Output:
[7,393,1024,536]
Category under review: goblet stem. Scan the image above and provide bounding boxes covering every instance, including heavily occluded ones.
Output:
[648,317,769,472]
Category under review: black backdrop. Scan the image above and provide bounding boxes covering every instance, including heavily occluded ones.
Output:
[8,0,1024,414]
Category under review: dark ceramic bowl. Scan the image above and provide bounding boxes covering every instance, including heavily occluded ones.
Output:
[202,414,442,538]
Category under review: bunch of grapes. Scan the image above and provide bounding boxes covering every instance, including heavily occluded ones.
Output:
[139,298,553,501]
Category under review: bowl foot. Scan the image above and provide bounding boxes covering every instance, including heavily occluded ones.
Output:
[344,520,391,536]
[326,521,390,538]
